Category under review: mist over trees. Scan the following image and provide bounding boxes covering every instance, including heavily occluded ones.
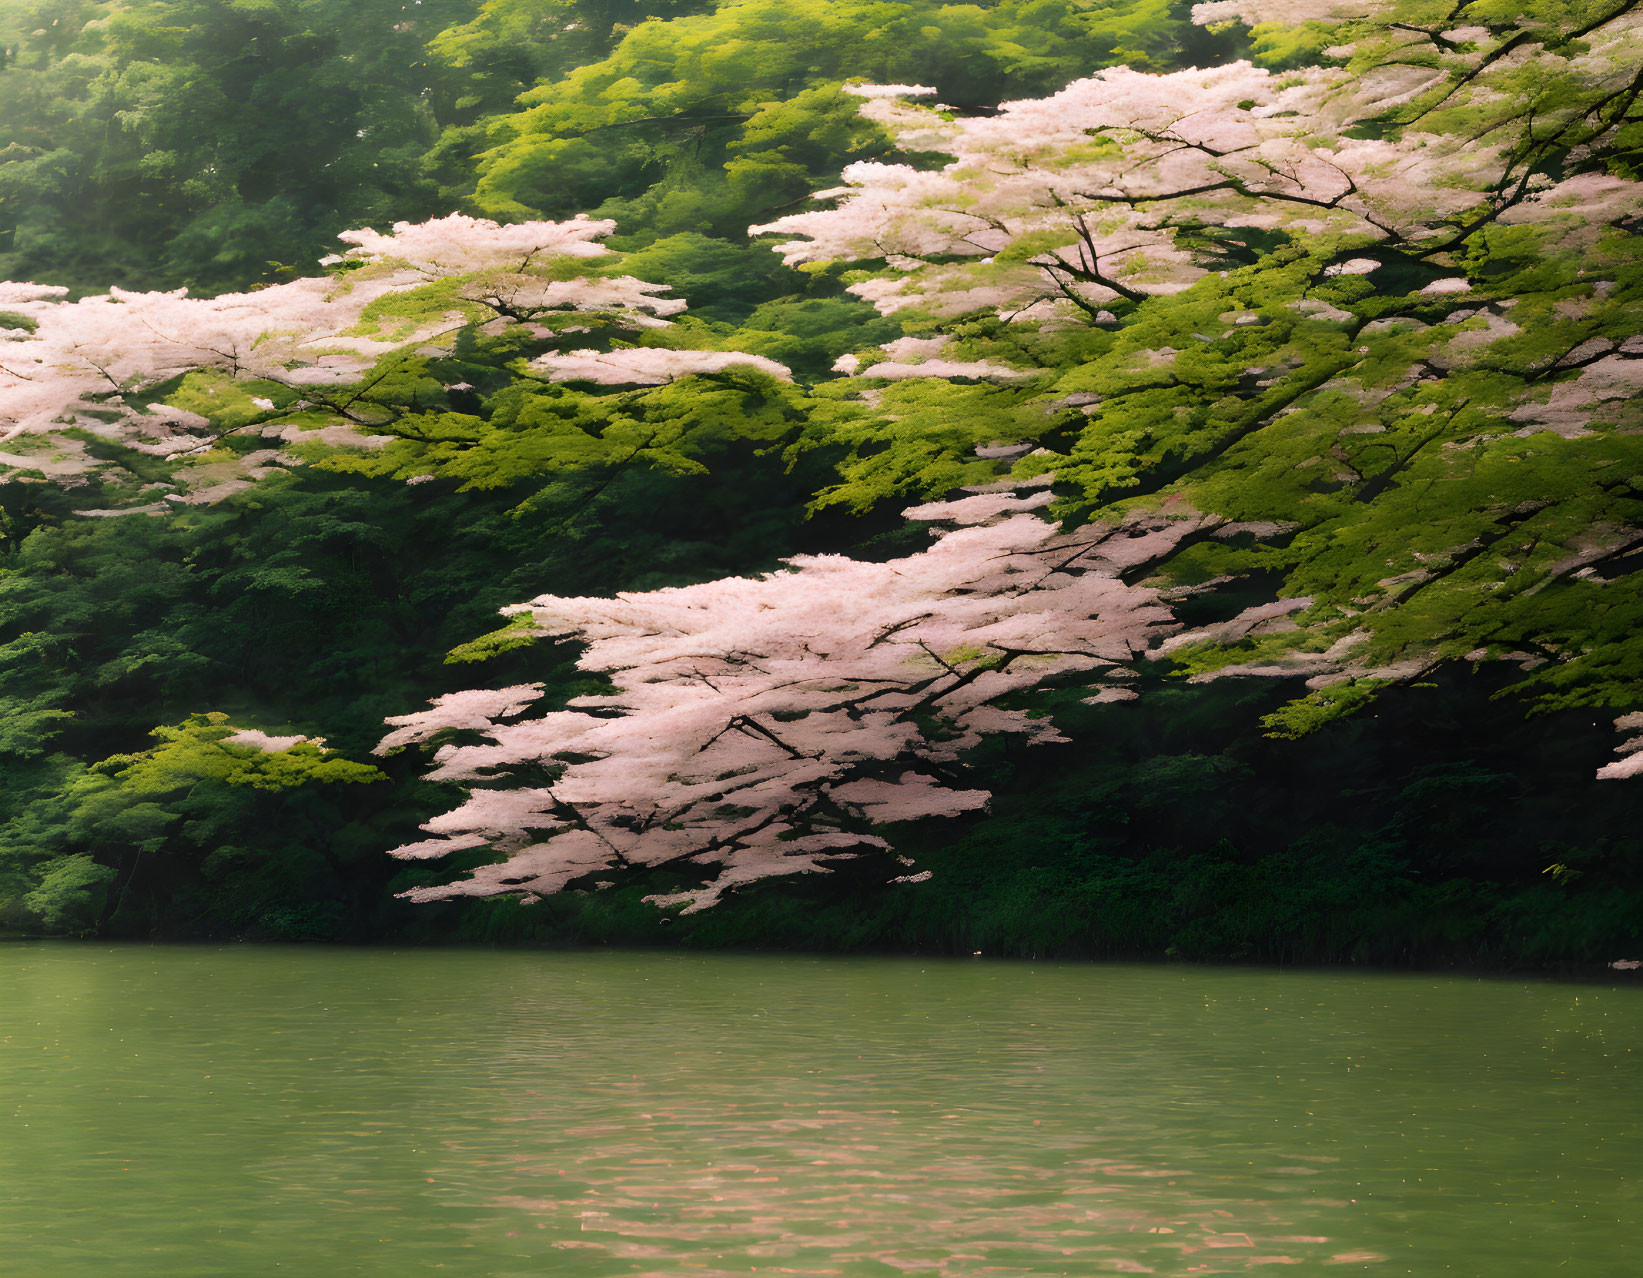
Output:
[1,0,1639,964]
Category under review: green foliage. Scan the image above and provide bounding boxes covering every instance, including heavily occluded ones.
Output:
[424,0,715,124]
[22,855,117,933]
[313,351,808,504]
[445,610,557,664]
[0,0,478,291]
[1260,680,1389,739]
[455,0,1206,225]
[0,709,385,935]
[104,713,386,793]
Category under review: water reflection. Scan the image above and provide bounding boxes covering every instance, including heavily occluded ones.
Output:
[1,948,1638,1276]
[477,1113,1358,1274]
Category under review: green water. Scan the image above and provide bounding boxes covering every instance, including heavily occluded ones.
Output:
[1,948,1638,1276]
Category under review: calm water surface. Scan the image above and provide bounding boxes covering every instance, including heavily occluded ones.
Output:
[1,946,1638,1275]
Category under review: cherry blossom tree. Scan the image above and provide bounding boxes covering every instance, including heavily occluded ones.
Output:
[1,212,793,509]
[376,486,1215,910]
[752,0,1643,778]
[753,40,1612,322]
[0,213,737,458]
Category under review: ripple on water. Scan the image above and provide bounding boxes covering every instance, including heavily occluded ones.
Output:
[1,947,1639,1276]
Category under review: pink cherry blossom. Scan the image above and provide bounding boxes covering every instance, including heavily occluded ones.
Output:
[381,488,1214,910]
[530,347,793,385]
[1,215,691,455]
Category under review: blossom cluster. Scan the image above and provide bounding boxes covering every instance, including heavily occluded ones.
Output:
[378,487,1211,910]
[0,214,690,456]
[754,6,1643,322]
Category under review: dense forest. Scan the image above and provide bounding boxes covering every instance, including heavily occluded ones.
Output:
[0,0,1639,966]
